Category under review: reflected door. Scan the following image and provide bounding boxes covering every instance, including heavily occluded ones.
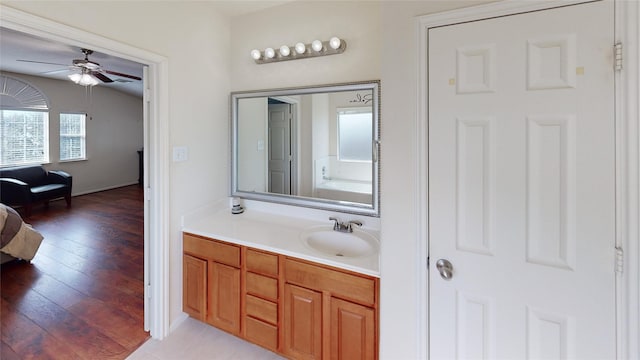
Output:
[428,2,615,358]
[268,103,292,194]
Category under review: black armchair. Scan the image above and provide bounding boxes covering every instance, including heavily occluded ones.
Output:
[0,165,72,217]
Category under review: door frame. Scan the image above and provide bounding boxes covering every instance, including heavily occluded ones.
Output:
[416,1,639,358]
[270,95,299,196]
[0,5,172,339]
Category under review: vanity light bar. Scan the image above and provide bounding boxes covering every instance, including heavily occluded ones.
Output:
[251,37,347,64]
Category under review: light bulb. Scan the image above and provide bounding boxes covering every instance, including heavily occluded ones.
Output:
[68,73,82,83]
[295,42,306,54]
[250,49,261,60]
[329,37,341,50]
[279,45,290,57]
[311,40,323,52]
[79,74,99,86]
[264,47,275,59]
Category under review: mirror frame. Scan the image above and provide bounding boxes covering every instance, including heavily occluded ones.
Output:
[230,80,380,217]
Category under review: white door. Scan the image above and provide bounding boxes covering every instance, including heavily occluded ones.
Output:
[268,103,292,194]
[428,2,615,359]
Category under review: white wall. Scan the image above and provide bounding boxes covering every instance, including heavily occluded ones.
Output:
[2,71,143,195]
[231,1,492,358]
[4,1,497,358]
[237,97,267,192]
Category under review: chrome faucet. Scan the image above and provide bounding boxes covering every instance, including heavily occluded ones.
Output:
[329,217,363,233]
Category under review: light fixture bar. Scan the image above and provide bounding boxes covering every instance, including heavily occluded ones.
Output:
[251,37,347,64]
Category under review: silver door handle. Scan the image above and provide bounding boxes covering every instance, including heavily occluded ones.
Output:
[436,259,453,280]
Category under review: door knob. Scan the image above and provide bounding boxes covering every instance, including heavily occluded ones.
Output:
[436,259,453,280]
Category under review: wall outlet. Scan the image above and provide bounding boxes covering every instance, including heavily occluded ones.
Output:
[173,146,188,162]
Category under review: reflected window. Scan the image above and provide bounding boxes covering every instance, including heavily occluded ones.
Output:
[337,108,372,162]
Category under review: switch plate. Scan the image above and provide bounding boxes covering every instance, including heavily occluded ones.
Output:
[173,146,188,162]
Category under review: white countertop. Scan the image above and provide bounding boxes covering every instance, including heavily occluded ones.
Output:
[182,208,380,277]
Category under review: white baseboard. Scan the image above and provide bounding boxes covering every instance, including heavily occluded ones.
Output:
[169,313,189,334]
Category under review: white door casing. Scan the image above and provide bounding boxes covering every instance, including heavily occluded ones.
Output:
[428,2,615,359]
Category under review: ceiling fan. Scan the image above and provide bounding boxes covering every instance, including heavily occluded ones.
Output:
[17,48,141,85]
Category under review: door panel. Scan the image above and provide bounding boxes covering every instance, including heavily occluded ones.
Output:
[207,262,240,335]
[283,284,322,360]
[428,2,615,359]
[268,103,292,194]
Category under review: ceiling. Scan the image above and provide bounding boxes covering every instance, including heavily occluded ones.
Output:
[0,27,145,97]
[0,1,294,98]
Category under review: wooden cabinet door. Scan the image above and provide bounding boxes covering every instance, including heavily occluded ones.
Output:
[330,297,375,360]
[207,261,240,335]
[283,284,322,360]
[183,255,206,321]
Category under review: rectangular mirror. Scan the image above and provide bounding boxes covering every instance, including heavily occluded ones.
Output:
[231,80,380,216]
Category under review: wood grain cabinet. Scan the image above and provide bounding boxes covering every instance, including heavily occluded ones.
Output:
[183,254,206,321]
[243,248,280,352]
[183,233,241,335]
[330,297,376,360]
[182,232,379,360]
[283,283,323,359]
[283,258,378,360]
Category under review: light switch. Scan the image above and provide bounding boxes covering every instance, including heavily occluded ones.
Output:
[257,140,265,151]
[173,146,188,162]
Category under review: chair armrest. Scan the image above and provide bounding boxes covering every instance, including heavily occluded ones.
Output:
[47,170,73,186]
[0,177,30,204]
[0,177,28,187]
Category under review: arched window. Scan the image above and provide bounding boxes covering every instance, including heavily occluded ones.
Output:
[0,75,50,166]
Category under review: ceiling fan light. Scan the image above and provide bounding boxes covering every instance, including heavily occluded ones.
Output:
[69,71,99,86]
[80,74,99,86]
[68,73,82,83]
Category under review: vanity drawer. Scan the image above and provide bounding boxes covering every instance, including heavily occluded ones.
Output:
[246,272,278,301]
[245,316,278,352]
[246,294,277,324]
[246,249,278,277]
[284,258,376,306]
[183,233,240,268]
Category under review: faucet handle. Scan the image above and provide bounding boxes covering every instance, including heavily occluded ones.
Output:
[347,220,363,232]
[329,216,340,230]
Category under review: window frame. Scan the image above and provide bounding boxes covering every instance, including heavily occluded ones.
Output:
[59,112,87,162]
[336,106,373,163]
[0,109,50,167]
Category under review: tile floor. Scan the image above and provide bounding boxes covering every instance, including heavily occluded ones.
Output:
[126,317,284,360]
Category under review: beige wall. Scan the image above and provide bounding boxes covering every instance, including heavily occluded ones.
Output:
[2,71,143,195]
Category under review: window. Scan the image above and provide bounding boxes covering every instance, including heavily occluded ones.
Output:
[337,108,372,162]
[60,113,86,161]
[0,110,50,166]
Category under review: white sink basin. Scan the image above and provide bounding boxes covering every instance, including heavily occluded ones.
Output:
[300,225,378,258]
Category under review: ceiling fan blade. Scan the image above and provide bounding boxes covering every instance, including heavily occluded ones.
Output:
[17,59,69,67]
[103,69,142,81]
[92,72,114,83]
[39,68,72,75]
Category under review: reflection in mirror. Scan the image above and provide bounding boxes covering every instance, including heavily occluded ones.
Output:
[231,81,380,216]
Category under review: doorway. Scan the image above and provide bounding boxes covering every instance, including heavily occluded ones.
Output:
[268,101,292,195]
[0,6,170,339]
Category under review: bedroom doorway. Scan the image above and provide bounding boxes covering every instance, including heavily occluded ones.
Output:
[0,5,170,341]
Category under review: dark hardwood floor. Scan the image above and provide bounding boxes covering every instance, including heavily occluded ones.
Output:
[1,185,149,359]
